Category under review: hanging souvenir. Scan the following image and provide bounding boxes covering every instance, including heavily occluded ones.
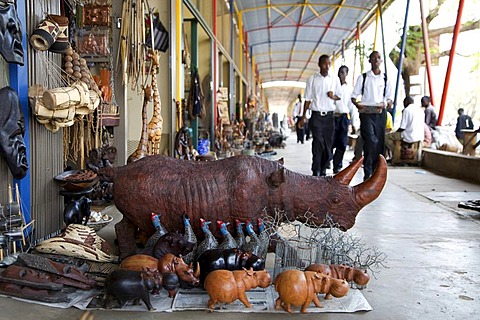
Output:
[0,0,24,65]
[0,87,29,179]
[48,14,71,53]
[29,16,60,51]
[82,4,111,26]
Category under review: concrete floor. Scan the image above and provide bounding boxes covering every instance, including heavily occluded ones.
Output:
[1,134,479,320]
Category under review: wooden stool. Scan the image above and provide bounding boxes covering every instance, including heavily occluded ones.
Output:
[392,140,422,165]
[461,129,479,156]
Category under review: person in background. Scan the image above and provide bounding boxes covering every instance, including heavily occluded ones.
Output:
[299,54,341,176]
[292,94,305,143]
[384,96,425,157]
[351,51,393,180]
[423,123,432,148]
[455,108,474,143]
[331,65,355,173]
[421,96,437,131]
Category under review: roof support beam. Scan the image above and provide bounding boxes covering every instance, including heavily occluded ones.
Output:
[438,0,465,126]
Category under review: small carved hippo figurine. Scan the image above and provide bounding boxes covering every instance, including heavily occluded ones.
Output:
[305,263,370,287]
[204,268,271,310]
[197,248,265,285]
[63,196,92,226]
[119,253,200,295]
[104,269,164,311]
[274,270,349,313]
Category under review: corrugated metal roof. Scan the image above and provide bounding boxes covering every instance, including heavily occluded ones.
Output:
[236,0,394,109]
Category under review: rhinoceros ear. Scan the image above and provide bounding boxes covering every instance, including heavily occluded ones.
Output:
[267,168,285,188]
[276,157,284,165]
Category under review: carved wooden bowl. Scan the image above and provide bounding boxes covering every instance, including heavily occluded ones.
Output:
[54,169,98,192]
[86,215,113,231]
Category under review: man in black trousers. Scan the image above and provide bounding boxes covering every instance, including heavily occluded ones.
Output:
[351,51,393,181]
[299,55,341,176]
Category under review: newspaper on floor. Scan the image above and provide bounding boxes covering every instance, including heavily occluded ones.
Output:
[171,286,372,313]
[2,286,372,313]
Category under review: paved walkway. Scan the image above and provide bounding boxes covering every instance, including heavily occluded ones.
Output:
[0,133,479,319]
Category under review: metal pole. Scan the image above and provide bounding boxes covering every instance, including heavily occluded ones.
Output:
[229,0,235,120]
[393,0,411,122]
[175,0,182,132]
[191,20,198,149]
[419,0,435,106]
[212,0,218,146]
[378,0,388,78]
[9,0,31,232]
[438,0,465,126]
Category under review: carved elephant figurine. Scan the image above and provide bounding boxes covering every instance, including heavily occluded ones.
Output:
[204,268,271,310]
[274,270,349,313]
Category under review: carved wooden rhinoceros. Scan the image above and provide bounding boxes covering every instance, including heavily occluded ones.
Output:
[99,155,386,258]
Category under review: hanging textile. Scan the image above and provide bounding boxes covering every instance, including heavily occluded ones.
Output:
[188,69,205,119]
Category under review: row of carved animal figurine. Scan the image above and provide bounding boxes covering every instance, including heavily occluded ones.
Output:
[103,210,370,312]
[104,258,369,313]
[104,247,264,310]
[205,263,370,313]
[143,212,270,263]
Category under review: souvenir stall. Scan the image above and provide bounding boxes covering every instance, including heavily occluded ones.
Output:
[0,0,388,314]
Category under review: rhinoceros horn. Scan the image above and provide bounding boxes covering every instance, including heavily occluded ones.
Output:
[353,155,387,207]
[333,156,364,185]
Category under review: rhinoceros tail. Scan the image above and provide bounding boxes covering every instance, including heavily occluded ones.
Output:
[333,156,364,185]
[353,155,387,207]
[97,166,116,182]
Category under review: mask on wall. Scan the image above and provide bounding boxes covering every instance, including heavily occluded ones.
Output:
[0,86,28,179]
[0,0,24,65]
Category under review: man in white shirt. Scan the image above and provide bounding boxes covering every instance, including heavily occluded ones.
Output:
[292,94,305,143]
[299,54,341,176]
[351,51,393,181]
[385,96,425,155]
[332,65,355,173]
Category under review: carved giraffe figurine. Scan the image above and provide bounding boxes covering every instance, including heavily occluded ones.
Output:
[146,50,163,155]
[127,84,153,163]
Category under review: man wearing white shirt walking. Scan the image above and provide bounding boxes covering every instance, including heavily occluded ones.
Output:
[293,94,305,143]
[299,54,341,176]
[351,51,393,181]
